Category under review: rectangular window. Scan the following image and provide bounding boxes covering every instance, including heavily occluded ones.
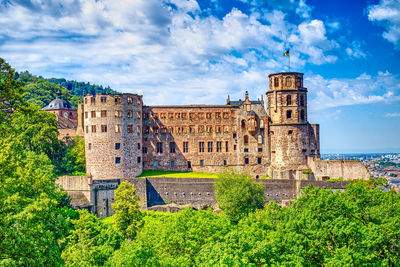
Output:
[85,98,88,104]
[127,125,133,133]
[258,147,263,152]
[208,142,213,152]
[244,148,249,152]
[225,141,229,152]
[115,96,121,104]
[115,125,121,133]
[101,125,107,132]
[91,125,96,133]
[91,97,95,104]
[115,143,120,150]
[101,110,107,117]
[216,141,222,152]
[199,142,204,152]
[127,97,133,104]
[115,157,121,164]
[154,161,157,167]
[286,110,292,119]
[115,110,122,118]
[188,161,191,169]
[101,96,107,103]
[223,159,227,166]
[170,142,176,153]
[127,111,133,118]
[171,161,174,167]
[244,158,249,165]
[142,147,147,154]
[257,157,262,164]
[200,159,204,167]
[183,142,188,153]
[91,111,96,118]
[85,112,88,118]
[88,143,92,150]
[233,133,237,139]
[137,157,141,163]
[137,143,141,150]
[234,145,237,151]
[288,130,293,135]
[137,112,141,119]
[156,142,163,153]
[85,126,89,133]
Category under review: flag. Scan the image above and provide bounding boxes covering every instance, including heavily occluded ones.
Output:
[283,49,290,57]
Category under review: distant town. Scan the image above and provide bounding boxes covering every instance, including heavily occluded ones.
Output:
[322,153,400,192]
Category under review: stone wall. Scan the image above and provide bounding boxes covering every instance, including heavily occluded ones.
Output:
[308,158,370,180]
[56,175,91,209]
[57,176,352,218]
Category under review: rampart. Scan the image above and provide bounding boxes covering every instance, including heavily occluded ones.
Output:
[58,176,350,218]
[308,158,370,180]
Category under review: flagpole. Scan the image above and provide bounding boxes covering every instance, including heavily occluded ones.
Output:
[288,53,290,72]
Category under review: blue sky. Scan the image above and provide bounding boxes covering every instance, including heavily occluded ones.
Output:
[0,0,399,153]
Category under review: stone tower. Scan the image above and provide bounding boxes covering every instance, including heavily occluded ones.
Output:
[266,72,320,179]
[84,93,143,180]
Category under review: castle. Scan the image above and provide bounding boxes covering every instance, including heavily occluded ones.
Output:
[47,71,370,216]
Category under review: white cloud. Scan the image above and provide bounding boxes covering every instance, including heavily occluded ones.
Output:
[0,0,375,107]
[385,112,400,117]
[345,41,367,59]
[306,71,400,110]
[367,0,400,49]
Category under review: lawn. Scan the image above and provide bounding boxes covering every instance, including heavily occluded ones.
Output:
[137,170,218,178]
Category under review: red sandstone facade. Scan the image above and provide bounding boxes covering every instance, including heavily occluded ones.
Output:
[45,72,370,181]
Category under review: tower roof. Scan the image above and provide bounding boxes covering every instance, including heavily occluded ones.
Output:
[41,93,76,111]
[268,72,303,77]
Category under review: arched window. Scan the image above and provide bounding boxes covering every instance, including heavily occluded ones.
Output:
[296,77,302,87]
[286,95,292,105]
[260,119,264,128]
[300,95,304,106]
[241,119,246,129]
[285,76,291,87]
[257,135,263,144]
[301,110,305,121]
[244,135,249,144]
[274,77,279,87]
[127,110,133,118]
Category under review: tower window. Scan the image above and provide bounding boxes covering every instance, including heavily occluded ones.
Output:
[301,110,305,121]
[200,160,204,167]
[137,143,141,150]
[257,157,262,164]
[127,125,133,133]
[241,120,246,129]
[274,77,279,87]
[115,143,120,150]
[101,110,107,117]
[91,111,96,118]
[171,161,175,167]
[244,158,249,165]
[288,130,293,135]
[88,143,92,150]
[188,161,191,169]
[225,141,229,152]
[285,76,291,87]
[101,125,107,132]
[91,125,96,133]
[217,141,222,152]
[300,95,305,106]
[85,112,88,118]
[244,135,249,145]
[115,157,121,164]
[287,95,292,105]
[115,96,121,104]
[101,96,107,103]
[286,110,292,119]
[137,157,141,163]
[127,97,133,104]
[127,111,133,118]
[223,159,227,166]
[296,77,302,87]
[142,147,147,154]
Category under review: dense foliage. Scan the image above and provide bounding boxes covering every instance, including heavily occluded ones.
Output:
[16,71,117,109]
[215,170,265,222]
[0,58,76,265]
[59,136,86,175]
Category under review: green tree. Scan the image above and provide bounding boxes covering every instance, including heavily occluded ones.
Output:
[60,136,86,175]
[61,210,122,266]
[112,181,143,239]
[0,58,26,123]
[215,169,265,222]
